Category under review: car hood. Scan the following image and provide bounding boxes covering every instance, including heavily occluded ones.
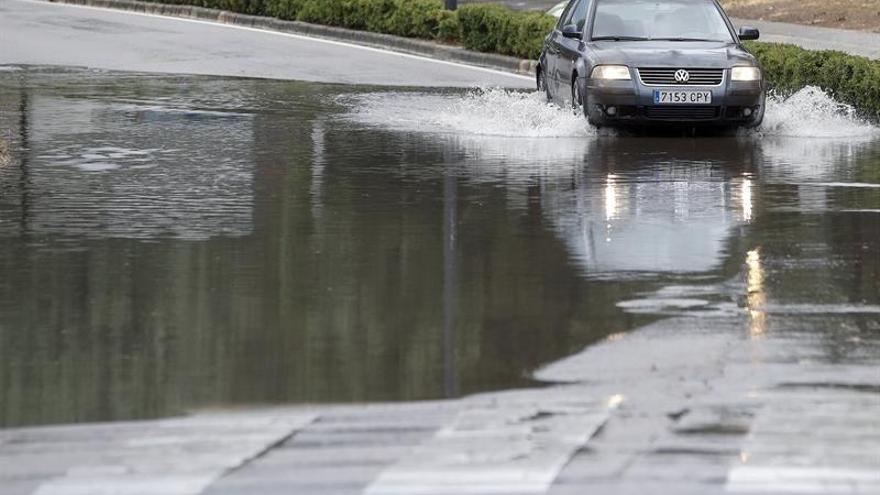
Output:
[592,41,757,68]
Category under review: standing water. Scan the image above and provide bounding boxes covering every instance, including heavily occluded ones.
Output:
[0,68,878,427]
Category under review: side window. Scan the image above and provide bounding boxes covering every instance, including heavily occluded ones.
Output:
[571,0,593,32]
[556,0,577,31]
[560,0,586,29]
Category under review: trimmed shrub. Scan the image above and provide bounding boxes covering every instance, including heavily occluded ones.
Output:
[261,0,453,39]
[357,0,397,33]
[295,0,350,27]
[145,0,266,15]
[260,0,461,40]
[458,4,554,59]
[509,11,556,60]
[436,10,461,41]
[746,41,880,119]
[387,0,452,39]
[212,0,266,15]
[457,4,508,53]
[263,0,306,20]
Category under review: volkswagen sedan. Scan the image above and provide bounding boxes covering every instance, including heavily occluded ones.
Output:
[538,0,766,128]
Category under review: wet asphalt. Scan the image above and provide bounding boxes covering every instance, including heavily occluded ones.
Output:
[0,0,532,88]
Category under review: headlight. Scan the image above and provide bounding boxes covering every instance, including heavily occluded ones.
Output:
[731,66,761,82]
[591,65,631,80]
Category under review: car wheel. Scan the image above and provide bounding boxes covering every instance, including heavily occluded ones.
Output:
[537,70,551,103]
[572,79,601,127]
[571,80,584,116]
[571,79,603,129]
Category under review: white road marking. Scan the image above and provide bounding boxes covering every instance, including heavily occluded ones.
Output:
[18,0,534,82]
[5,411,317,495]
[725,389,880,494]
[727,467,880,494]
[364,400,610,495]
[789,182,880,189]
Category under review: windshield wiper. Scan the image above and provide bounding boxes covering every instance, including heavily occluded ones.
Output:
[591,36,651,41]
[651,37,722,42]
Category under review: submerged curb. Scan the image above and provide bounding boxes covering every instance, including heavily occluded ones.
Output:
[41,0,539,76]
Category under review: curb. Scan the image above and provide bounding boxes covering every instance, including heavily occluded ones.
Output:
[41,0,539,76]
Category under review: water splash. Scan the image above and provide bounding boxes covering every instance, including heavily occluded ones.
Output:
[347,88,594,138]
[757,86,878,138]
[348,86,877,139]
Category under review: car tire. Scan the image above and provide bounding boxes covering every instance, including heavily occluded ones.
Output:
[571,80,584,116]
[572,79,601,127]
[538,70,551,103]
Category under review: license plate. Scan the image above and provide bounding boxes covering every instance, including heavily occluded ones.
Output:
[653,90,713,105]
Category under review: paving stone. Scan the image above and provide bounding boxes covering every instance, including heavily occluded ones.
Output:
[363,401,611,495]
[0,411,315,495]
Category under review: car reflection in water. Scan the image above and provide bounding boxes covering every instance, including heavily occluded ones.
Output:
[454,136,760,276]
[542,139,752,274]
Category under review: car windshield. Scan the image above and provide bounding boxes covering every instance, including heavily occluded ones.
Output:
[592,0,734,42]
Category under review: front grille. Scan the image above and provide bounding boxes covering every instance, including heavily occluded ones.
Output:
[637,68,724,86]
[644,106,720,120]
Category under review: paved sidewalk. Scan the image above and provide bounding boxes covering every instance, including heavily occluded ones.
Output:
[4,312,878,494]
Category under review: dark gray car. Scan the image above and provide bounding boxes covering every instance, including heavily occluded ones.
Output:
[538,0,766,128]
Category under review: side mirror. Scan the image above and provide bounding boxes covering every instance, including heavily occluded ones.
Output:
[562,24,582,40]
[739,27,760,41]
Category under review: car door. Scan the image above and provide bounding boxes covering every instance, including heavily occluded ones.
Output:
[545,0,578,98]
[556,0,592,99]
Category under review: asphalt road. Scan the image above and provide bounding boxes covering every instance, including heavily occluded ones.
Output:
[0,0,532,88]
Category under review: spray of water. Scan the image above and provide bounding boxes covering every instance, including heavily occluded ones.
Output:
[347,86,877,139]
[756,86,878,138]
[348,88,594,138]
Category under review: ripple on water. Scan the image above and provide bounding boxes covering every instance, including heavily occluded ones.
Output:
[39,145,158,172]
[11,94,258,241]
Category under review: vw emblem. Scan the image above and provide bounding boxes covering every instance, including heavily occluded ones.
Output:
[674,69,691,84]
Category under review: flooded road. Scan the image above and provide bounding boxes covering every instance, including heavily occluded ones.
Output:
[0,68,878,428]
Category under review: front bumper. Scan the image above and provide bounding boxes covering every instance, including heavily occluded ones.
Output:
[584,73,765,127]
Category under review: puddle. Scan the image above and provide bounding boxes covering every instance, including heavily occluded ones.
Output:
[0,68,878,428]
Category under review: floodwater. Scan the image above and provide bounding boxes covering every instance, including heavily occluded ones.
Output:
[0,68,878,427]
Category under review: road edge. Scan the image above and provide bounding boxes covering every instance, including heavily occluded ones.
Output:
[39,0,540,76]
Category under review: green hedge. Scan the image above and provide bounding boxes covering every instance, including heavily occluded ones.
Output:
[148,0,266,16]
[457,4,555,59]
[264,0,457,40]
[745,41,880,119]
